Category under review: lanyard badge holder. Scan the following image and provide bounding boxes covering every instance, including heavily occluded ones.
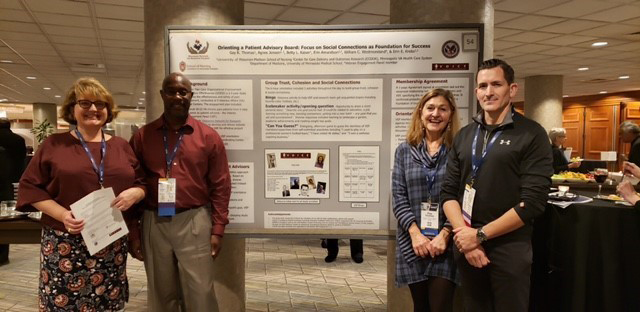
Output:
[420,145,444,237]
[462,125,502,226]
[158,129,184,217]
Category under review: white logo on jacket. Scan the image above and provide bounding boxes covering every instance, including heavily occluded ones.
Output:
[500,139,511,145]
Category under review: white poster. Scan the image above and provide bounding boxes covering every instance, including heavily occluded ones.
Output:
[339,146,380,202]
[264,211,379,229]
[261,79,383,142]
[392,77,470,108]
[265,149,329,199]
[228,162,254,223]
[190,79,253,150]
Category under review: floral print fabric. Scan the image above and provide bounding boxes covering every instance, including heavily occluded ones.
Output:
[39,227,129,311]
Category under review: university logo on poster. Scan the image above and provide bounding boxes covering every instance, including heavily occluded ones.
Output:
[187,39,209,54]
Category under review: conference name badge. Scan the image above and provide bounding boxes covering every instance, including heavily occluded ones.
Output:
[420,201,439,237]
[462,184,475,226]
[158,178,177,217]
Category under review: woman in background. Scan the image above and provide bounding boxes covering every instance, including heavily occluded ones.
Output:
[392,88,460,311]
[549,127,581,174]
[18,77,145,311]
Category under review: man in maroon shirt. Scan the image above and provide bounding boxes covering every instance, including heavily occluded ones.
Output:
[130,73,231,312]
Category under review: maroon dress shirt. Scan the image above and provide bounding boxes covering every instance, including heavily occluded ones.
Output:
[17,132,146,231]
[129,114,231,236]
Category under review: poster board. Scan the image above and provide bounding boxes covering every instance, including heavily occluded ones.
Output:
[166,25,483,236]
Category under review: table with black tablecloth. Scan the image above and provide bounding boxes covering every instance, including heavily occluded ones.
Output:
[532,189,640,312]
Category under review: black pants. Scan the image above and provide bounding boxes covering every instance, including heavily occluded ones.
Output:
[0,244,9,264]
[325,239,363,256]
[454,239,532,312]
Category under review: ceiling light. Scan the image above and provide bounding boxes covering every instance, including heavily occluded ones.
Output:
[578,67,589,71]
[599,91,607,94]
[43,87,51,90]
[139,98,144,101]
[54,95,61,98]
[0,99,7,102]
[563,95,569,98]
[142,91,146,94]
[591,42,608,47]
[619,75,630,79]
[26,76,37,79]
[137,102,143,105]
[0,60,13,63]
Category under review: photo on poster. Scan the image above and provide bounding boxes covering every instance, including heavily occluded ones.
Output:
[282,185,290,197]
[315,153,326,169]
[306,175,316,189]
[267,153,276,169]
[316,181,327,194]
[290,177,300,189]
[300,184,309,196]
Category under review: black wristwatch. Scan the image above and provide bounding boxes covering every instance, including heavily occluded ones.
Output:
[476,227,488,243]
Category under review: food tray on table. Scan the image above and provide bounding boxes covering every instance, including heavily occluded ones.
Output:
[551,172,595,183]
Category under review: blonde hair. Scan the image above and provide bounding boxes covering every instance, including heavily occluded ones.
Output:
[406,88,460,147]
[548,127,566,145]
[59,77,117,125]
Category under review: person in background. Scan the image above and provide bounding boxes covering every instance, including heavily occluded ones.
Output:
[392,88,460,311]
[323,239,364,263]
[620,121,640,167]
[0,118,26,265]
[17,77,146,311]
[616,161,640,212]
[441,59,552,311]
[548,127,581,174]
[130,72,231,312]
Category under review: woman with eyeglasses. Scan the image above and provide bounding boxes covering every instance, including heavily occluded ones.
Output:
[548,127,581,174]
[17,77,145,311]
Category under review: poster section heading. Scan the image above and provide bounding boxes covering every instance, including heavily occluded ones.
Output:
[339,146,380,203]
[228,162,254,224]
[169,30,477,75]
[265,149,329,199]
[190,79,253,150]
[262,79,382,142]
[264,211,379,230]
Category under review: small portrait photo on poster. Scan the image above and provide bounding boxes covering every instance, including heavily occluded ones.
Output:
[300,184,309,196]
[306,175,316,189]
[290,177,300,189]
[282,185,290,197]
[315,153,326,169]
[316,181,326,194]
[267,153,276,169]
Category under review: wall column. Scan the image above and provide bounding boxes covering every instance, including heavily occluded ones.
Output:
[525,75,564,131]
[390,1,494,310]
[144,1,245,311]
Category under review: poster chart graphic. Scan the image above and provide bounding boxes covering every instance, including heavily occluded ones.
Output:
[190,79,253,150]
[264,211,379,230]
[262,79,383,142]
[228,162,254,223]
[265,149,329,199]
[339,146,380,202]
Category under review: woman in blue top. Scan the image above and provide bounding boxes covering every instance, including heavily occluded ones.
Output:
[392,88,460,311]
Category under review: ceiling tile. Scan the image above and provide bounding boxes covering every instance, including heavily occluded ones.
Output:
[537,45,586,55]
[94,3,143,21]
[277,7,340,24]
[101,39,143,49]
[621,17,640,25]
[495,0,573,13]
[34,12,93,27]
[296,0,361,11]
[576,49,618,58]
[541,34,597,46]
[351,0,389,15]
[0,0,22,10]
[99,29,142,41]
[0,31,48,42]
[51,36,98,46]
[0,21,42,33]
[95,0,143,7]
[103,47,142,56]
[499,31,560,43]
[505,43,557,53]
[576,23,639,37]
[245,3,285,20]
[61,51,101,59]
[599,51,639,60]
[535,0,618,18]
[328,13,389,25]
[537,19,606,33]
[494,27,522,39]
[581,5,640,22]
[607,41,640,51]
[498,15,566,30]
[494,40,524,50]
[97,18,143,32]
[246,0,296,5]
[0,9,31,22]
[43,25,97,38]
[56,44,100,54]
[104,54,141,61]
[26,0,90,16]
[494,11,523,24]
[4,40,55,52]
[244,17,270,25]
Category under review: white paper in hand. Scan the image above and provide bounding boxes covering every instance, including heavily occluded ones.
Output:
[70,187,129,255]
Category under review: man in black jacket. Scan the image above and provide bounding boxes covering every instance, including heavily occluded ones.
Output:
[0,118,27,265]
[441,59,552,311]
[620,121,640,167]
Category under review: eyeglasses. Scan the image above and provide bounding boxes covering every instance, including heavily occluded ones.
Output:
[76,100,108,110]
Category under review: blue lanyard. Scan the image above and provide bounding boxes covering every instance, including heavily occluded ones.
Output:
[471,124,502,184]
[423,144,446,199]
[75,129,106,188]
[163,128,184,177]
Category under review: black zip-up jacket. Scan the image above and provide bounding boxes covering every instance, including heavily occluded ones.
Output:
[440,108,553,241]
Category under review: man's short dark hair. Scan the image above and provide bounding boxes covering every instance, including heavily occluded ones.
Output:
[477,58,515,85]
[0,118,10,129]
